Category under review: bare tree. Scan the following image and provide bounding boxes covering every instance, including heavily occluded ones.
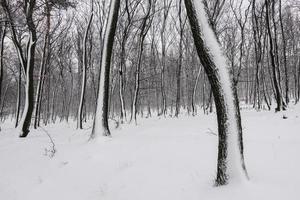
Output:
[77,0,94,129]
[130,0,155,123]
[90,0,121,138]
[184,0,248,185]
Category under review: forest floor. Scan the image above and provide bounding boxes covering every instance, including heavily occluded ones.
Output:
[1,104,300,200]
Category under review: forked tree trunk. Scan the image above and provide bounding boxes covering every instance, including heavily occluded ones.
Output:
[184,0,248,185]
[90,0,120,139]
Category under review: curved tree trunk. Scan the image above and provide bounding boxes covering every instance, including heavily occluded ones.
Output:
[184,0,248,186]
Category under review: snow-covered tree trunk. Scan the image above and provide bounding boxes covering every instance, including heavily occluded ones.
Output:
[1,0,37,137]
[184,0,248,185]
[77,3,94,129]
[18,31,36,137]
[90,0,120,139]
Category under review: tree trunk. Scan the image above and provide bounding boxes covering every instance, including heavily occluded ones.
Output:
[34,3,50,129]
[184,0,248,186]
[278,0,289,104]
[175,0,184,117]
[265,0,285,112]
[192,65,201,115]
[78,4,93,129]
[90,0,120,139]
[15,64,22,128]
[0,23,6,121]
[131,0,153,124]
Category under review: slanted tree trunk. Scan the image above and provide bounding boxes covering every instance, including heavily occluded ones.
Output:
[184,0,248,186]
[90,0,120,139]
[78,1,94,129]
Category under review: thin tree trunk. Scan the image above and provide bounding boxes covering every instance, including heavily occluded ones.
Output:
[131,0,153,124]
[265,0,284,112]
[34,3,50,129]
[0,23,6,120]
[175,0,184,117]
[78,3,94,129]
[192,65,201,115]
[279,0,289,104]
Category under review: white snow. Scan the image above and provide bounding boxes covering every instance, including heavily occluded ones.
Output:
[193,0,246,182]
[1,105,300,200]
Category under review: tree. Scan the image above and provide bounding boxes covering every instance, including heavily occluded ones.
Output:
[130,0,154,124]
[1,0,37,137]
[90,0,121,139]
[265,0,286,112]
[159,0,173,117]
[34,0,51,129]
[77,0,94,129]
[184,0,248,185]
[0,22,6,122]
[175,0,186,117]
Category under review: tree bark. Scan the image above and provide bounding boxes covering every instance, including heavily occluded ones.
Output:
[90,0,120,139]
[184,0,248,186]
[78,2,93,129]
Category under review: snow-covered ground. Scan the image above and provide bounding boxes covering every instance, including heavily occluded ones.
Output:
[1,105,300,200]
